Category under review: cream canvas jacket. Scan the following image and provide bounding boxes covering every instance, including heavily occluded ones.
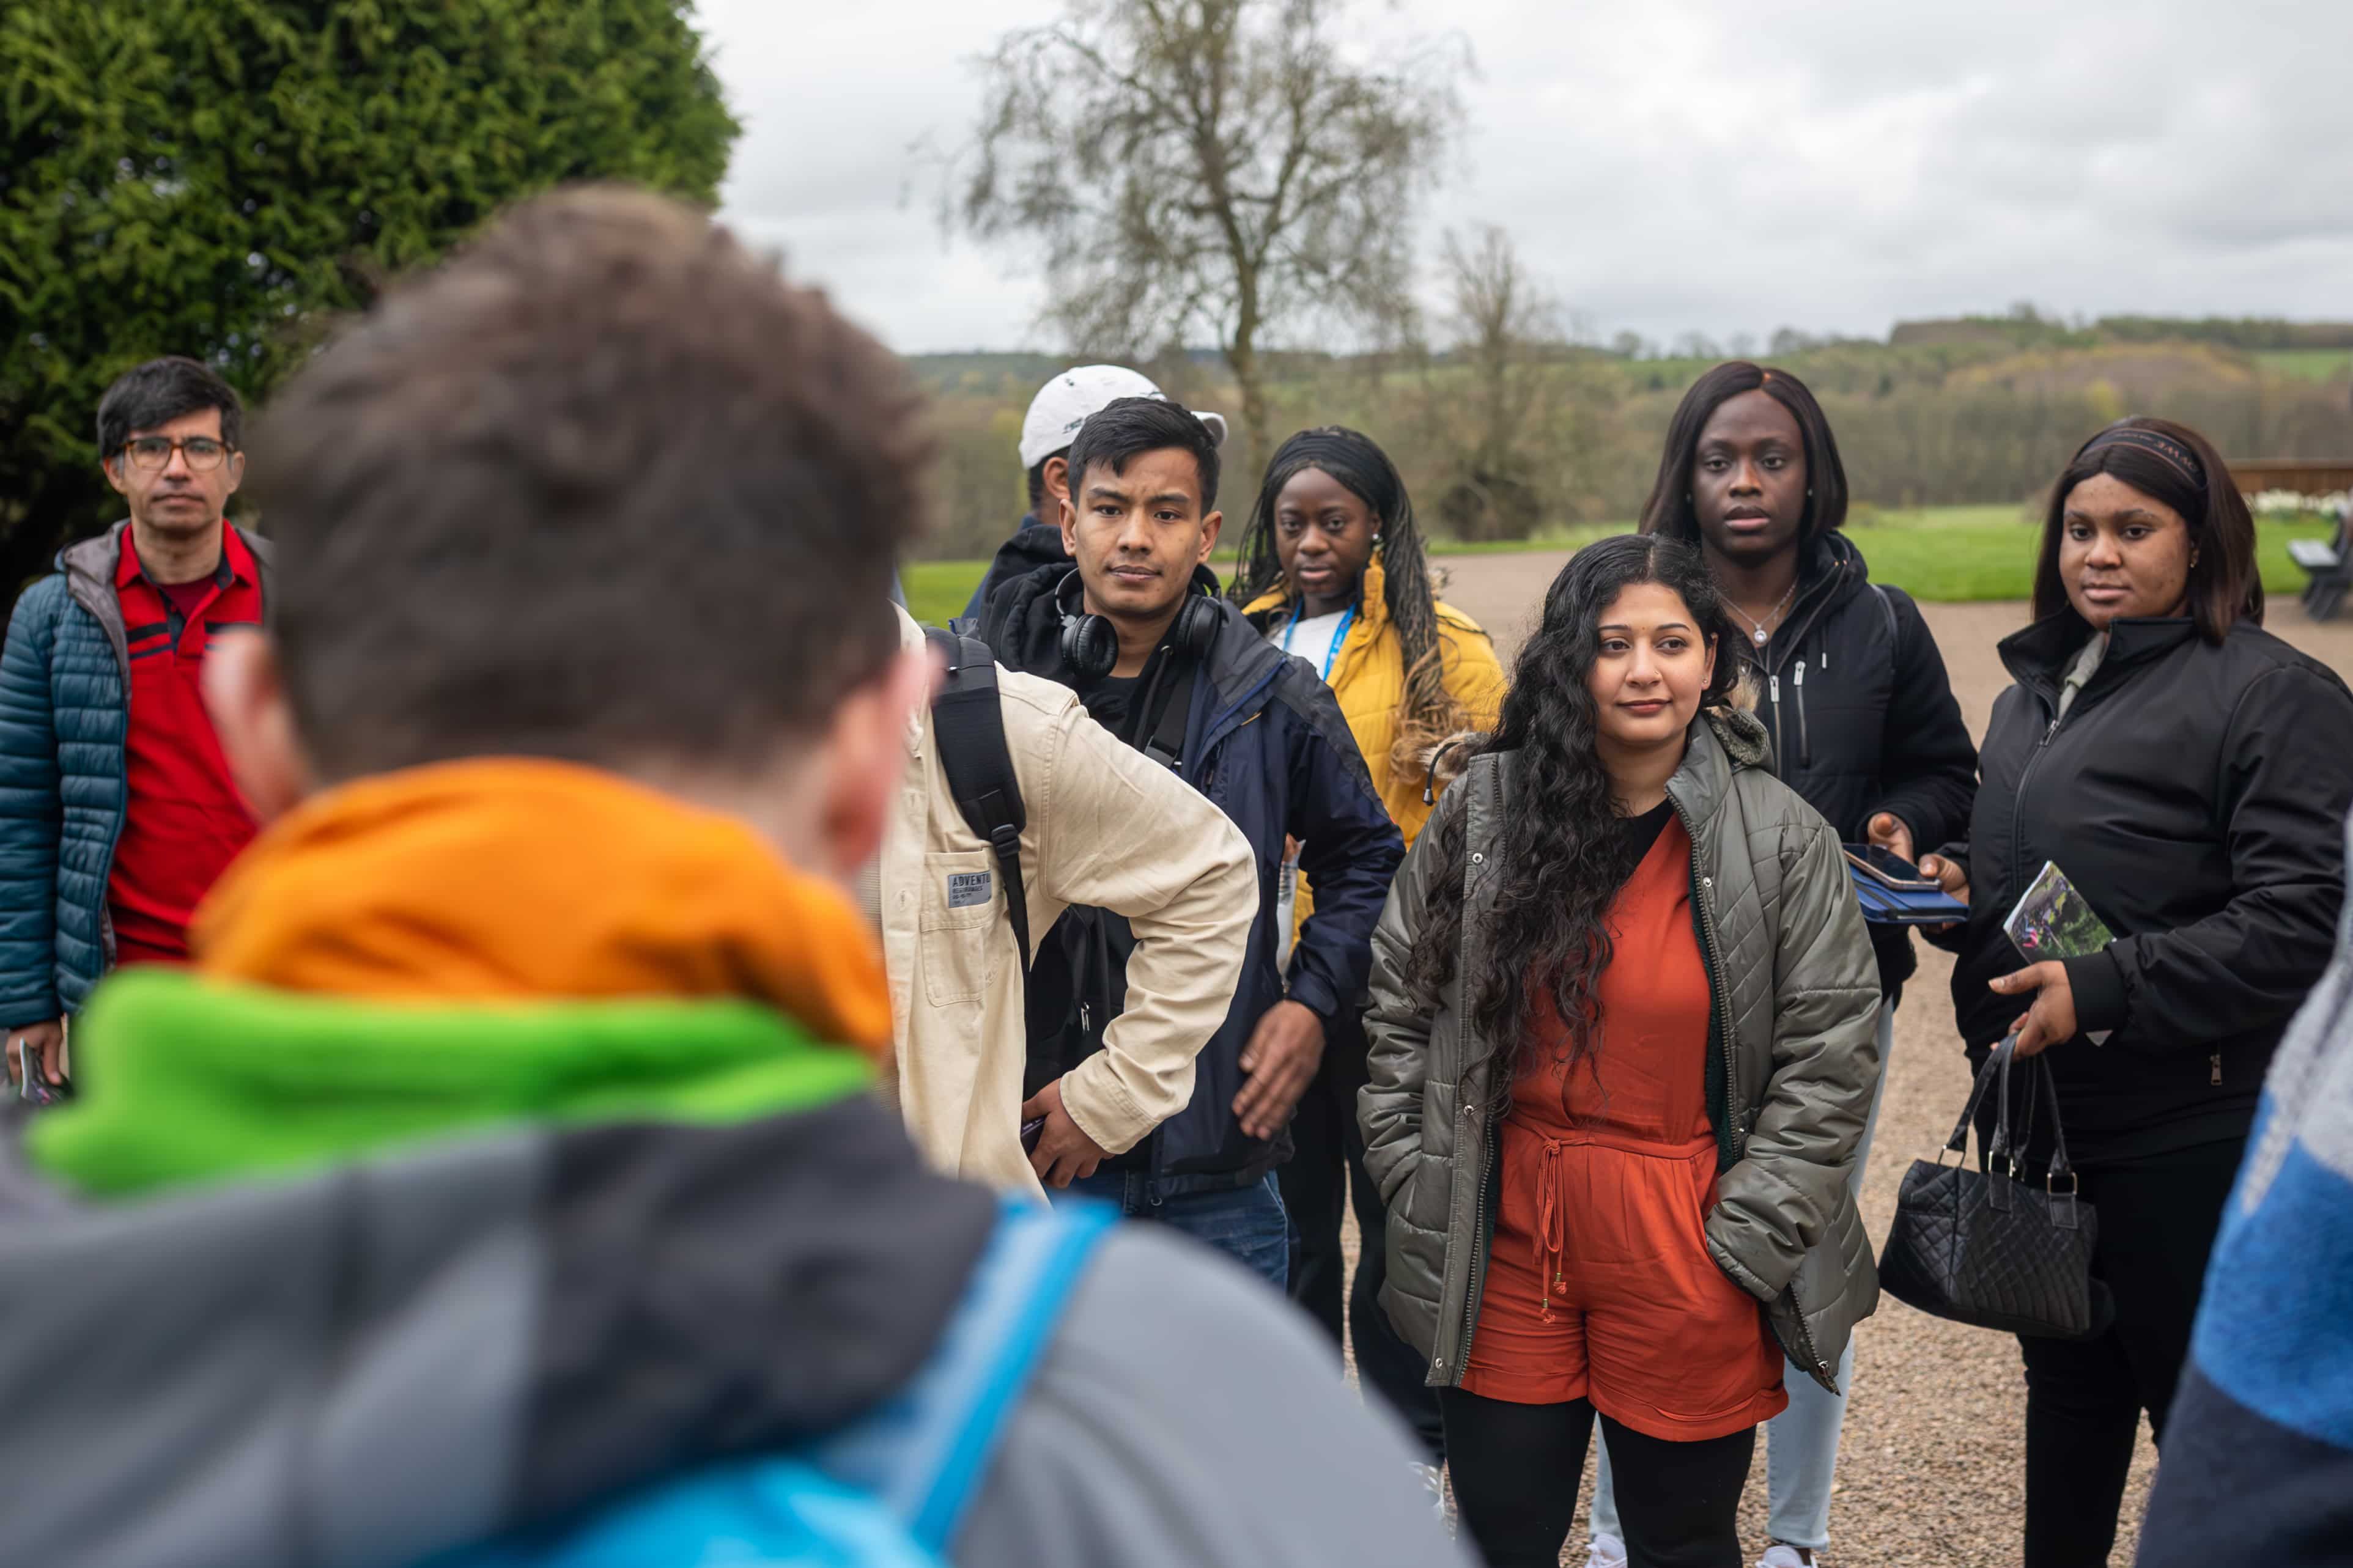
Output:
[881,608,1255,1197]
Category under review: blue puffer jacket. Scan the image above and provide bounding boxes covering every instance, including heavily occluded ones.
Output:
[0,522,272,1026]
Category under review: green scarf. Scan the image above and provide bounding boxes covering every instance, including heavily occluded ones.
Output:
[29,968,873,1197]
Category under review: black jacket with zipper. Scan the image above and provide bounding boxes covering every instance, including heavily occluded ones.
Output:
[1748,532,1979,1002]
[1941,611,2353,1167]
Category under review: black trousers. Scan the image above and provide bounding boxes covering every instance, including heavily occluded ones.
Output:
[1439,1387,1755,1568]
[2016,1136,2245,1568]
[1277,1009,1446,1462]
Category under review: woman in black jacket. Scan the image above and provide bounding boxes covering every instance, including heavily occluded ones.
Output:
[1921,416,2353,1567]
[1603,363,1976,1568]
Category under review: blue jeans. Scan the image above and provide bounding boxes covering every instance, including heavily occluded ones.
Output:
[1594,1004,1896,1553]
[1055,1169,1290,1291]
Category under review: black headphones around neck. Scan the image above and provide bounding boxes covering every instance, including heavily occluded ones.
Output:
[1057,569,1221,680]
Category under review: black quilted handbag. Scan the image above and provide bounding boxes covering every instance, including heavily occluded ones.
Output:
[1878,1036,2114,1340]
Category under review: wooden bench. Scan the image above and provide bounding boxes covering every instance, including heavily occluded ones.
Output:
[2228,460,2353,621]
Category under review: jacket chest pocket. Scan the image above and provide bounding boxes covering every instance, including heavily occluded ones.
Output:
[920,848,1000,1006]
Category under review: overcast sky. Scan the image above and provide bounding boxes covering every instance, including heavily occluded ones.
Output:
[700,0,2353,356]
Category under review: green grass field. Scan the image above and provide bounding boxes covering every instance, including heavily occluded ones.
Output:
[2255,348,2353,382]
[906,508,2340,622]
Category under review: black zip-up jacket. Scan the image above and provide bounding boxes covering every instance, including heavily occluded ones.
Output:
[962,517,1069,622]
[978,563,1404,1195]
[1749,533,1978,1001]
[1941,611,2353,1166]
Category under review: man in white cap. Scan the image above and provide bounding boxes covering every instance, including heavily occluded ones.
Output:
[960,365,1227,622]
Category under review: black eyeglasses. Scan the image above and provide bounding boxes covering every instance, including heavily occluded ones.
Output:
[119,435,232,472]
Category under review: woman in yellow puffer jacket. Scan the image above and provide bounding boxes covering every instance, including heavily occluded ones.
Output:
[1232,425,1505,1477]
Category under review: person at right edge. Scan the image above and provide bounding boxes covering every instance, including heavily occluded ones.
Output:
[2136,806,2353,1566]
[1594,361,1976,1568]
[1920,416,2353,1568]
[1362,533,1883,1568]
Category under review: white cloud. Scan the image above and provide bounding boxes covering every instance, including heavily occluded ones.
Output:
[703,0,2353,354]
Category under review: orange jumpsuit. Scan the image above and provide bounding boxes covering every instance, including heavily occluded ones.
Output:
[1460,812,1787,1441]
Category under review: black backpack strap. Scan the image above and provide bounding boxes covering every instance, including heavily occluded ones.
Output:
[924,627,1030,980]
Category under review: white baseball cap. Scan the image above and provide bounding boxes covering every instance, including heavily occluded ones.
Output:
[1018,364,1228,469]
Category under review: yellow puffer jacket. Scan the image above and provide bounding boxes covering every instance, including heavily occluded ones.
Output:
[1246,558,1507,937]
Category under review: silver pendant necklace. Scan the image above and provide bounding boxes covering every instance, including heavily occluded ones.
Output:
[1730,577,1799,647]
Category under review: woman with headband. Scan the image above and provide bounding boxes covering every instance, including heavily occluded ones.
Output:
[1232,426,1506,1484]
[1920,416,2353,1566]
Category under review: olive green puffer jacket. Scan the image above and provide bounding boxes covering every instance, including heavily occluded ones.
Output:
[1358,709,1883,1393]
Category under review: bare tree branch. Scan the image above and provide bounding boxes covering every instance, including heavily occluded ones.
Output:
[952,0,1466,467]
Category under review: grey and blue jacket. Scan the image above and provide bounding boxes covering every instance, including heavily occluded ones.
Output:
[2138,811,2353,1566]
[0,1092,1466,1568]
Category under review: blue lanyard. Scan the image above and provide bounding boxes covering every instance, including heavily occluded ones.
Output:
[1282,598,1357,682]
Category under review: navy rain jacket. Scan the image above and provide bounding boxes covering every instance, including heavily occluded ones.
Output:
[978,563,1405,1194]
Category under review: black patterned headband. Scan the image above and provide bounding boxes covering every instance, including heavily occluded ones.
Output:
[2080,425,2206,490]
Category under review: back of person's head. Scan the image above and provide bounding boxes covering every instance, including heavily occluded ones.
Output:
[97,355,245,461]
[249,186,931,787]
[1639,361,1849,545]
[2034,416,2259,642]
[1066,396,1222,512]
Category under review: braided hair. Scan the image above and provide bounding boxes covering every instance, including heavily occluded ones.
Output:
[1232,427,1465,776]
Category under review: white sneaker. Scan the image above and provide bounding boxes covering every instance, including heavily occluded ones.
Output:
[1757,1546,1819,1568]
[1411,1461,1446,1517]
[1585,1533,1628,1568]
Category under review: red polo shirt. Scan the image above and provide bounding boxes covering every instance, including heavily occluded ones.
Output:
[108,528,263,965]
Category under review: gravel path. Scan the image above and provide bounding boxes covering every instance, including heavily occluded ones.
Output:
[1335,551,2353,1566]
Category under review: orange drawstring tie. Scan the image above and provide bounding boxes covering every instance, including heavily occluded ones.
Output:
[1535,1138,1567,1322]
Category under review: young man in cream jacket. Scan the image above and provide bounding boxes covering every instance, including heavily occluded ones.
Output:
[881,606,1255,1199]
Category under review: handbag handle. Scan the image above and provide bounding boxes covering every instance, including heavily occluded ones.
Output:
[1992,1039,2075,1181]
[1940,1037,2014,1156]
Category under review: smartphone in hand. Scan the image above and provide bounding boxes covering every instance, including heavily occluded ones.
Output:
[16,1039,65,1106]
[1019,1116,1046,1154]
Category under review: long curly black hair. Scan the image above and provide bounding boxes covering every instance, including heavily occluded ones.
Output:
[1230,427,1464,776]
[1409,534,1746,1108]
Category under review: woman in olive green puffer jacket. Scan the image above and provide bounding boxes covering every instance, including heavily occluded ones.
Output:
[1358,535,1882,1567]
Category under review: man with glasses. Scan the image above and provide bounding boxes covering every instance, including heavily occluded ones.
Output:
[0,356,271,1093]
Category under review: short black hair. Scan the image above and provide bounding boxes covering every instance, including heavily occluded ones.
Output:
[1066,397,1219,511]
[252,185,933,782]
[97,356,243,462]
[1639,362,1848,545]
[1025,455,1054,511]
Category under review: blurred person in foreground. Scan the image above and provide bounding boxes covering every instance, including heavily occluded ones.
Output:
[959,364,1227,620]
[2137,807,2353,1566]
[0,187,1468,1568]
[1923,416,2353,1567]
[0,357,272,1092]
[1228,425,1507,1476]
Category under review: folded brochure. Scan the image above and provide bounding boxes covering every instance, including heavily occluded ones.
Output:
[2001,859,2115,963]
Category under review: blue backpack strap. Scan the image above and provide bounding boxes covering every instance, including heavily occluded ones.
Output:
[806,1196,1118,1552]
